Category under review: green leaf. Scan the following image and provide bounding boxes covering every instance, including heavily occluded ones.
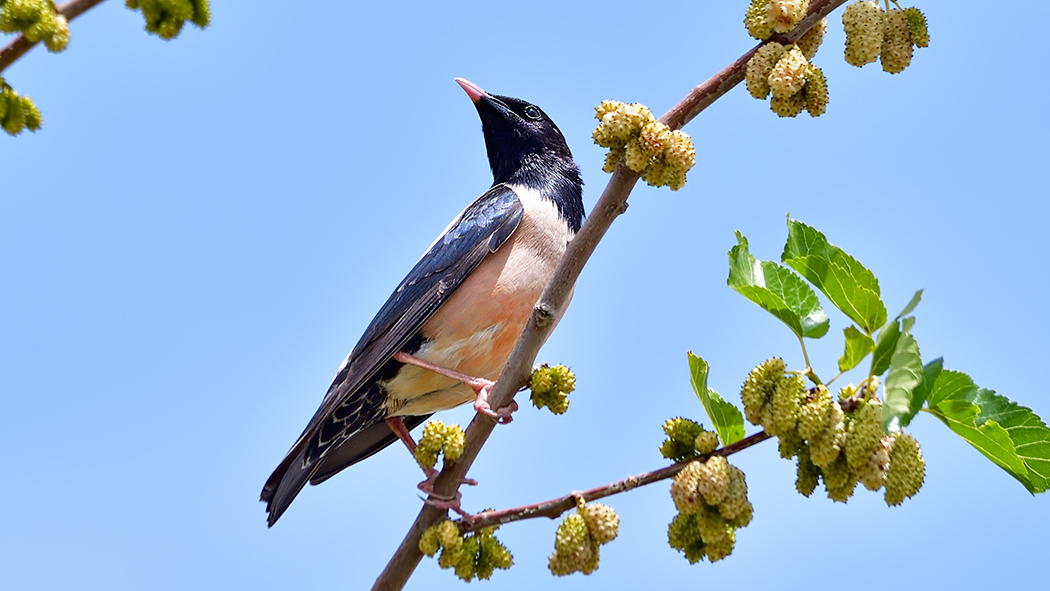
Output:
[882,330,924,430]
[871,319,901,377]
[896,289,923,320]
[728,231,830,339]
[781,219,887,333]
[926,370,1050,494]
[910,357,943,415]
[838,326,874,372]
[688,352,746,447]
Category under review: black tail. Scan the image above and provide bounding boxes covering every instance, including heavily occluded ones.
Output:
[260,415,430,526]
[261,440,316,527]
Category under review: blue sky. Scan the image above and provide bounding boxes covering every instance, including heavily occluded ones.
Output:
[3,1,1047,589]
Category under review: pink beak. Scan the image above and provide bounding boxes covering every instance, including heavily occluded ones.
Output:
[454,78,487,103]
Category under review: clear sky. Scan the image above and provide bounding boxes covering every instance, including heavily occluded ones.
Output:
[3,1,1047,589]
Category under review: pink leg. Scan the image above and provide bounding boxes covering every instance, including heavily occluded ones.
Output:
[384,417,477,500]
[386,417,439,480]
[393,350,517,423]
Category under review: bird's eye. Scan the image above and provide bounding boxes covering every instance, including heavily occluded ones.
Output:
[524,105,541,120]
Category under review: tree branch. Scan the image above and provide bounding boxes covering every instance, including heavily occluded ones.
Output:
[372,1,848,589]
[461,431,773,533]
[0,0,108,75]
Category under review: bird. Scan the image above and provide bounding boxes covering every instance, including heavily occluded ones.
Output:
[261,78,585,526]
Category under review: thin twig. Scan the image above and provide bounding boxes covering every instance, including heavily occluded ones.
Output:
[461,431,773,532]
[0,0,108,74]
[372,1,849,589]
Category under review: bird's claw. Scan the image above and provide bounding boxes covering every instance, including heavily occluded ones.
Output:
[417,471,477,494]
[474,383,518,423]
[420,489,472,518]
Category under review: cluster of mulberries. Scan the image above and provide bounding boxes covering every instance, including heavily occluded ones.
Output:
[667,455,752,563]
[592,100,696,191]
[800,385,924,505]
[660,417,720,462]
[530,363,576,415]
[413,420,465,470]
[843,1,928,74]
[0,80,41,136]
[548,503,620,576]
[740,361,924,505]
[0,0,70,52]
[745,38,829,118]
[419,519,514,581]
[125,0,211,40]
[744,0,810,39]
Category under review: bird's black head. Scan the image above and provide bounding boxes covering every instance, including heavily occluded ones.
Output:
[456,78,584,231]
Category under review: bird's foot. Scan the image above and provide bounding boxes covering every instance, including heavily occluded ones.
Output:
[392,351,517,423]
[474,386,517,424]
[422,489,472,518]
[417,470,477,494]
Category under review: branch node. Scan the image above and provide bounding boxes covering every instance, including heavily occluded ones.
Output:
[533,302,556,329]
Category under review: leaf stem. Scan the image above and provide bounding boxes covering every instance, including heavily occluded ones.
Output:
[826,369,845,387]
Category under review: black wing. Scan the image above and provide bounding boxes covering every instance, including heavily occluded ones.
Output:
[261,184,523,525]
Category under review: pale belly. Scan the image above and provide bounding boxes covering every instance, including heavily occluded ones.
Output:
[381,185,574,417]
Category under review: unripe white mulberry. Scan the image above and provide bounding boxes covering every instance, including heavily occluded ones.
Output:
[695,430,720,455]
[845,399,884,472]
[442,424,465,461]
[904,7,929,48]
[705,529,736,562]
[771,374,805,435]
[697,455,732,505]
[796,17,827,60]
[798,385,831,439]
[745,0,774,40]
[639,121,671,157]
[741,358,785,426]
[43,15,69,52]
[667,512,699,551]
[885,432,925,505]
[770,91,806,118]
[718,466,750,520]
[623,138,650,173]
[583,504,620,545]
[725,500,753,528]
[768,45,809,100]
[745,42,787,100]
[694,503,730,545]
[553,512,588,558]
[778,427,804,459]
[796,445,820,497]
[663,130,696,170]
[671,460,705,514]
[803,64,828,117]
[766,0,809,35]
[602,149,623,173]
[858,434,893,491]
[595,100,621,120]
[549,535,597,576]
[843,1,884,67]
[823,454,858,503]
[809,401,846,468]
[881,8,913,74]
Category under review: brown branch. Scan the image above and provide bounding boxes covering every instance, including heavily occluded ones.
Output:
[372,1,850,589]
[461,431,773,533]
[0,0,108,75]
